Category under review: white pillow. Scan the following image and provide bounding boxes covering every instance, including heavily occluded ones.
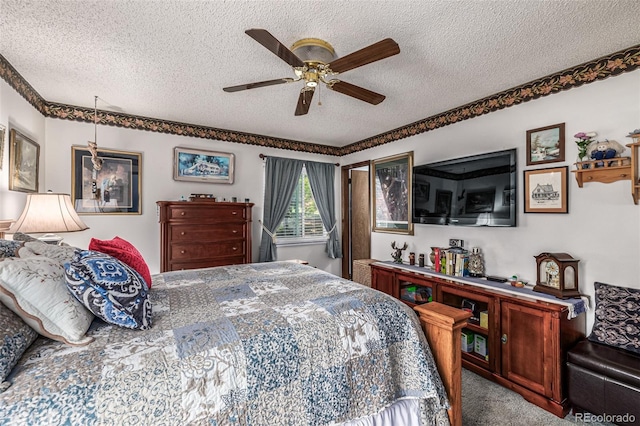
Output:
[17,241,78,265]
[0,257,94,346]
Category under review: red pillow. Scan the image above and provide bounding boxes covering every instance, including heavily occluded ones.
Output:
[88,237,152,288]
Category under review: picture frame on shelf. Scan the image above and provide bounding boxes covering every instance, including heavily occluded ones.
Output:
[526,123,565,166]
[371,151,414,234]
[523,166,568,213]
[9,128,40,193]
[173,147,234,184]
[71,145,142,215]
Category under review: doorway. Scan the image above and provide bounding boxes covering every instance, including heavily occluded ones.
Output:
[341,161,371,279]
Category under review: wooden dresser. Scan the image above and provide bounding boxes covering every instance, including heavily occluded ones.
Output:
[157,201,253,272]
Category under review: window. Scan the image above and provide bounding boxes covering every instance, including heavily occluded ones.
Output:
[275,167,326,243]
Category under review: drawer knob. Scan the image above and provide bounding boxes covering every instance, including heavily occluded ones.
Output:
[232,247,237,251]
[232,230,238,234]
[180,231,185,235]
[181,250,185,254]
[231,211,237,215]
[501,334,508,344]
[180,212,185,216]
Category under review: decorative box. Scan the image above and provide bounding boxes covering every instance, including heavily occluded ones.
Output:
[474,334,488,360]
[480,311,488,329]
[462,331,474,352]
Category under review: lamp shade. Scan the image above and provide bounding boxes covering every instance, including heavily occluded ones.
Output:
[10,193,89,234]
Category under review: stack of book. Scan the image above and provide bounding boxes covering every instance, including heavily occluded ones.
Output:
[432,247,469,277]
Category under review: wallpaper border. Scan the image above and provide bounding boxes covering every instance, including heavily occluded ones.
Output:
[1,44,638,157]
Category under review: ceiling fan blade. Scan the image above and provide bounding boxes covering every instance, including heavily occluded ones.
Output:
[223,78,294,92]
[327,38,400,74]
[245,29,306,68]
[295,88,315,116]
[329,81,385,105]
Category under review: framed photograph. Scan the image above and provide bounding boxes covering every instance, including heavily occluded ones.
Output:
[371,151,413,234]
[9,129,40,193]
[72,146,142,215]
[0,124,5,171]
[465,188,496,213]
[523,166,568,213]
[174,147,234,184]
[526,123,565,166]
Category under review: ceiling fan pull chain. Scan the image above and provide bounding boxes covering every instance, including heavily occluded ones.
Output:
[318,84,322,106]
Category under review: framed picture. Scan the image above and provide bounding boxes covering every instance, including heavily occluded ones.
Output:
[9,129,40,193]
[434,189,452,216]
[523,166,568,213]
[72,146,142,215]
[526,123,565,166]
[465,188,496,213]
[174,147,234,184]
[371,151,414,234]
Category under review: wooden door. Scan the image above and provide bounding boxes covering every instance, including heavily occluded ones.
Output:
[501,301,553,397]
[351,170,370,261]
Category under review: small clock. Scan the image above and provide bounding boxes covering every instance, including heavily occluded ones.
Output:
[533,252,581,299]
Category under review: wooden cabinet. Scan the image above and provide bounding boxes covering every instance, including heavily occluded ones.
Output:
[370,263,585,418]
[157,201,253,272]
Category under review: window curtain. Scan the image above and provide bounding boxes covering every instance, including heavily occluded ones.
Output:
[305,160,343,259]
[258,156,304,262]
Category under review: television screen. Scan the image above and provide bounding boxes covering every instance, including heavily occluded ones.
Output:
[412,149,517,227]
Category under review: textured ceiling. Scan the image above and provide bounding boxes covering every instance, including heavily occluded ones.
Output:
[1,0,640,148]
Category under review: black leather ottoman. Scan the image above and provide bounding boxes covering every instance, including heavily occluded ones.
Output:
[567,339,640,425]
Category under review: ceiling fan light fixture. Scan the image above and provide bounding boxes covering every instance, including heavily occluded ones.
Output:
[290,38,336,64]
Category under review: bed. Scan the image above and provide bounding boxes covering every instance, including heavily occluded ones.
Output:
[1,242,465,425]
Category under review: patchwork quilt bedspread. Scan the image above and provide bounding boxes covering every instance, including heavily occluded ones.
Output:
[1,261,449,425]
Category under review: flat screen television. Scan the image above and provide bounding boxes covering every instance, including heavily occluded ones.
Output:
[412,148,517,227]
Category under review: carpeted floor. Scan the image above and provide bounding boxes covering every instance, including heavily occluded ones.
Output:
[461,368,612,425]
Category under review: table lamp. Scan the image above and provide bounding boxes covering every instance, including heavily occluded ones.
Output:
[9,192,89,244]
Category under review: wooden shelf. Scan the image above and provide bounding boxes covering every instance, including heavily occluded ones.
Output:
[572,135,640,205]
[572,157,631,186]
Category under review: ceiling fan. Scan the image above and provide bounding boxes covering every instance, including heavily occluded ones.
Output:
[223,29,400,116]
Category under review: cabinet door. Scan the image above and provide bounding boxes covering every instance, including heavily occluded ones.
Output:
[371,267,396,297]
[501,301,553,397]
[439,284,496,372]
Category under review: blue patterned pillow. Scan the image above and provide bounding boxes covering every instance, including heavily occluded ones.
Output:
[1,302,38,392]
[588,282,640,354]
[64,250,152,330]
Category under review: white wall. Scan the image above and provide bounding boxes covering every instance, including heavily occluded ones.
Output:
[0,81,46,218]
[342,70,640,331]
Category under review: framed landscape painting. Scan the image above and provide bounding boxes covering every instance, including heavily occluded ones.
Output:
[526,123,565,166]
[72,146,142,215]
[174,147,234,184]
[9,129,40,193]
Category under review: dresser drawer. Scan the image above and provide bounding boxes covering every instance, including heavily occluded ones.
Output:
[167,204,247,221]
[170,241,245,260]
[169,256,247,271]
[170,224,244,241]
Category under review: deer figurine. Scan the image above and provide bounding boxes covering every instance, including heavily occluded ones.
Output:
[391,241,408,264]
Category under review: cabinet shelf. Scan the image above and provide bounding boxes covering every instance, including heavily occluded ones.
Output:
[465,322,488,335]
